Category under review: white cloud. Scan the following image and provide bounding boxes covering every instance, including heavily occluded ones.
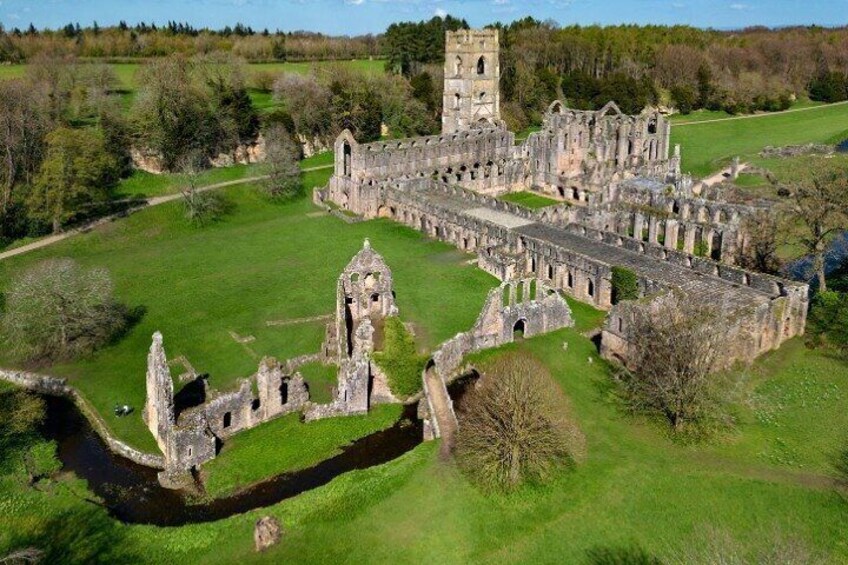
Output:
[434,7,447,17]
[730,3,751,10]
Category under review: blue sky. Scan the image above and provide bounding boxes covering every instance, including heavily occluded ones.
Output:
[0,0,845,36]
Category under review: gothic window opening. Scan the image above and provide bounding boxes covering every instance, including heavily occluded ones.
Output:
[477,56,486,75]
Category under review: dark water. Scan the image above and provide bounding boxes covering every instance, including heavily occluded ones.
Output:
[837,138,848,153]
[786,231,848,285]
[42,396,422,527]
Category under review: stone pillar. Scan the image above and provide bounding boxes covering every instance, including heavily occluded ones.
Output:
[634,214,646,241]
[704,229,715,258]
[664,220,678,250]
[648,216,659,245]
[731,156,740,180]
[684,225,697,254]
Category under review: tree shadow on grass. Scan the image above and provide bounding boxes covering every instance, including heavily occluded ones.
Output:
[585,544,664,565]
[106,304,147,347]
[8,506,142,564]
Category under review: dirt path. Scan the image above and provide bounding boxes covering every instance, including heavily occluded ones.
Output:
[700,162,749,188]
[674,100,848,127]
[0,164,334,262]
[424,364,458,456]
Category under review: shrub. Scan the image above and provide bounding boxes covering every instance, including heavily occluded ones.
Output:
[805,290,848,357]
[455,353,585,491]
[611,266,639,304]
[373,317,426,398]
[1,259,130,362]
[182,189,230,226]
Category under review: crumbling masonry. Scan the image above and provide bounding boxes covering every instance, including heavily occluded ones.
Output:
[315,28,808,376]
[143,239,574,486]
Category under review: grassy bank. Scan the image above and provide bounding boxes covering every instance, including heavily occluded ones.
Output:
[670,102,848,177]
[201,404,403,498]
[2,325,846,563]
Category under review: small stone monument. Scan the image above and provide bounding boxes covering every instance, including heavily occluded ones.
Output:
[254,516,282,552]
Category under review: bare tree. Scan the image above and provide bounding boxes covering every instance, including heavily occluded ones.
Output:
[0,80,51,217]
[455,353,585,491]
[178,153,227,226]
[261,124,301,200]
[738,210,783,274]
[1,258,128,362]
[622,292,727,431]
[789,165,848,292]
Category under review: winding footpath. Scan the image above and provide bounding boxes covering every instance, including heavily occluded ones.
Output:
[0,164,333,262]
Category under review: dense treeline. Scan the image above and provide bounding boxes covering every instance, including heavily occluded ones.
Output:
[0,22,381,62]
[384,17,848,129]
[0,53,266,243]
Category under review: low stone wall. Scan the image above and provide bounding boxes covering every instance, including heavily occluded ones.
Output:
[0,369,165,469]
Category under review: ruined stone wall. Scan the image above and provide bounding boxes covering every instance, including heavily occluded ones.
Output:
[329,127,527,202]
[523,101,676,200]
[572,178,763,264]
[600,282,808,370]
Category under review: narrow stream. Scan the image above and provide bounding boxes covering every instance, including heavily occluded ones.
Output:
[42,396,422,527]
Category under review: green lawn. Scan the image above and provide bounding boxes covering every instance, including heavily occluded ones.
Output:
[115,151,334,199]
[498,191,560,210]
[671,102,848,177]
[0,170,494,452]
[201,404,403,498]
[2,326,846,563]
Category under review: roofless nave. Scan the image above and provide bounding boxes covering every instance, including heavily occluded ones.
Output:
[316,28,808,369]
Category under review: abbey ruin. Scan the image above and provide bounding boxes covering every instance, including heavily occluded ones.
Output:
[143,239,574,486]
[315,28,809,371]
[139,29,809,485]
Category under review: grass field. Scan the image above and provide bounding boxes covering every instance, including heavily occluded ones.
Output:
[201,404,403,498]
[2,323,846,563]
[498,191,560,210]
[0,168,495,451]
[670,102,848,176]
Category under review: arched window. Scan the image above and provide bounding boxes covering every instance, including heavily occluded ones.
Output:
[455,55,463,76]
[454,93,461,110]
[342,141,352,177]
[477,56,486,75]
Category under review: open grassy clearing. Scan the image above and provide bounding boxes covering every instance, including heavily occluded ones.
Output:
[201,403,403,498]
[670,102,848,177]
[498,191,561,210]
[2,321,846,563]
[115,150,334,200]
[0,168,495,451]
[669,98,826,124]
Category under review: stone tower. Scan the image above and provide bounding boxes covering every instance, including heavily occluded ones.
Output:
[143,331,175,456]
[442,29,500,134]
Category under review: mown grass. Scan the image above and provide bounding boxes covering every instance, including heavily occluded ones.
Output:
[298,362,338,405]
[671,102,848,176]
[0,170,495,451]
[3,326,846,564]
[498,191,560,210]
[115,150,334,199]
[201,403,403,498]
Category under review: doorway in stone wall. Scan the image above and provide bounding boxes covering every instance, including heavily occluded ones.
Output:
[513,319,527,339]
